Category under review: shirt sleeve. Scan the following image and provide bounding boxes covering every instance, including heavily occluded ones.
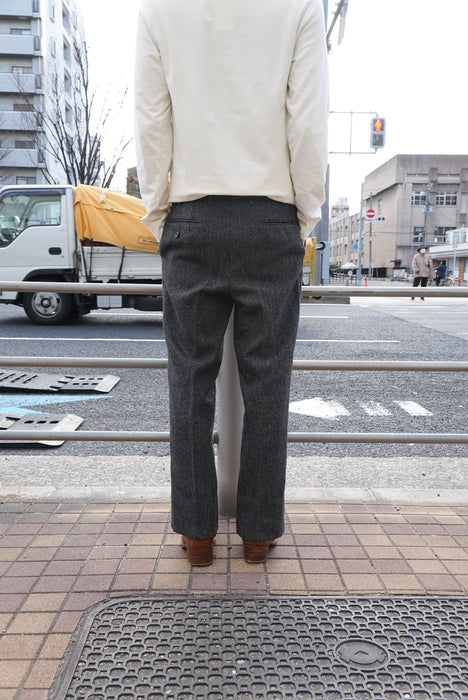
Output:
[134,3,173,242]
[286,0,329,240]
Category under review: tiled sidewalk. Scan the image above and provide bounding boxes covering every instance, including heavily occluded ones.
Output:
[0,498,468,698]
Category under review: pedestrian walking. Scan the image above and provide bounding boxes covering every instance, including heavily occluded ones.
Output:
[134,0,329,566]
[411,245,432,300]
[435,260,447,286]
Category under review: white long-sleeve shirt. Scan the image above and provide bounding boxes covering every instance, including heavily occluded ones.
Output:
[134,0,328,242]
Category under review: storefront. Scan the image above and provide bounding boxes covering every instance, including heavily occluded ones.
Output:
[429,229,468,284]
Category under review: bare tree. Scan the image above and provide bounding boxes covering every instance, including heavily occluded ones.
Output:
[18,39,130,187]
[0,115,13,183]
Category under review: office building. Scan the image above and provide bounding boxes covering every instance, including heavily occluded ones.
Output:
[330,154,468,278]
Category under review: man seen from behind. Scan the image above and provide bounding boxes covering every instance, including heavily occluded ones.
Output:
[134,0,329,566]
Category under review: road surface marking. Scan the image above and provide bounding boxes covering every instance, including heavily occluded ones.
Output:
[0,337,166,343]
[289,398,350,420]
[359,401,392,416]
[1,336,399,345]
[395,401,432,417]
[290,398,432,419]
[295,339,400,344]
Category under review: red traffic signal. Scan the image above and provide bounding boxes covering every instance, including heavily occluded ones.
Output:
[370,117,386,149]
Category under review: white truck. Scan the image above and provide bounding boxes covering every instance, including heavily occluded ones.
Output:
[0,184,162,324]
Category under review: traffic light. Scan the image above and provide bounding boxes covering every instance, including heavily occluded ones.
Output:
[370,117,386,149]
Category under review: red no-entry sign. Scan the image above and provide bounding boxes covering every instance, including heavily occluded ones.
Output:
[366,208,375,220]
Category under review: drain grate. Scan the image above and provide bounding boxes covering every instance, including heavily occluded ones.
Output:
[0,370,119,393]
[49,596,468,700]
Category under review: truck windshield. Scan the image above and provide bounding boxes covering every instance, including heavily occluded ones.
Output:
[0,193,61,247]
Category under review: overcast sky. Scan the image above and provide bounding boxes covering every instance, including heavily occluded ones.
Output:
[78,0,468,213]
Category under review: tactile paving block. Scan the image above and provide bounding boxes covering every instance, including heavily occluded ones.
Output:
[50,596,468,700]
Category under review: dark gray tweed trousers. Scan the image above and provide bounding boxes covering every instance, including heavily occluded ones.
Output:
[160,195,304,542]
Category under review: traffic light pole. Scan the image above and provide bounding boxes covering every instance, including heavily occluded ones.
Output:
[357,187,364,284]
[368,194,373,280]
[329,111,381,155]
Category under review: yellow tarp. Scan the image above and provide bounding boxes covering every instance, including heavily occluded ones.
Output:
[74,184,158,254]
[303,237,314,266]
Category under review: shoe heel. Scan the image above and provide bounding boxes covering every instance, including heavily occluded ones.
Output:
[181,537,214,566]
[242,539,276,564]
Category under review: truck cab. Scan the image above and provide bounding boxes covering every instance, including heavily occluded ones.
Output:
[0,185,77,323]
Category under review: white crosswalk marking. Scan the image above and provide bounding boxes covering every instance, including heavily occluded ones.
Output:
[359,401,392,416]
[289,398,432,419]
[289,398,350,420]
[395,401,433,417]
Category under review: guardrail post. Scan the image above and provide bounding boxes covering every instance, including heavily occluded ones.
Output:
[216,312,244,516]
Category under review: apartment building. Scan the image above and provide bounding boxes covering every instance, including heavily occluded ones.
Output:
[329,198,360,272]
[0,0,86,185]
[330,154,468,277]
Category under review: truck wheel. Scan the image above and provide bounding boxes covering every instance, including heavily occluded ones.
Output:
[23,290,76,325]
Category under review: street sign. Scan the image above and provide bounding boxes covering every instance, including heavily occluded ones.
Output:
[366,209,375,220]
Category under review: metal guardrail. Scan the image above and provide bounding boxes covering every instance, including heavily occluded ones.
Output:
[2,357,468,373]
[0,430,467,445]
[2,280,468,296]
[1,280,468,512]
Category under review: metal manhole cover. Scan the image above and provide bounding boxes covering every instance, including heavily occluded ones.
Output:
[49,596,468,700]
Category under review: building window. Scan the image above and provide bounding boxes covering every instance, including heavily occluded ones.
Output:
[15,140,35,149]
[434,227,455,243]
[50,38,56,57]
[62,8,72,33]
[63,40,71,63]
[10,28,32,35]
[13,103,34,112]
[50,0,56,21]
[65,104,73,127]
[16,177,37,184]
[435,192,458,206]
[413,227,425,243]
[411,192,427,206]
[12,66,33,74]
[378,198,383,214]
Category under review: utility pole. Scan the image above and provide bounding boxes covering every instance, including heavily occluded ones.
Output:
[326,0,348,51]
[423,182,433,246]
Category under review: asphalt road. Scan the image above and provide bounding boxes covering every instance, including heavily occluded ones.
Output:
[0,293,467,500]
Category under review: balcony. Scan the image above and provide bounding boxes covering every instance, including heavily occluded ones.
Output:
[0,148,41,168]
[0,72,37,93]
[0,34,36,56]
[0,0,37,16]
[0,109,38,131]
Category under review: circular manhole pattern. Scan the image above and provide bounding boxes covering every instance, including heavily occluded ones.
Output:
[335,638,390,670]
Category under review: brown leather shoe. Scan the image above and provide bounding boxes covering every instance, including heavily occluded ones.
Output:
[181,536,214,566]
[242,538,277,563]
